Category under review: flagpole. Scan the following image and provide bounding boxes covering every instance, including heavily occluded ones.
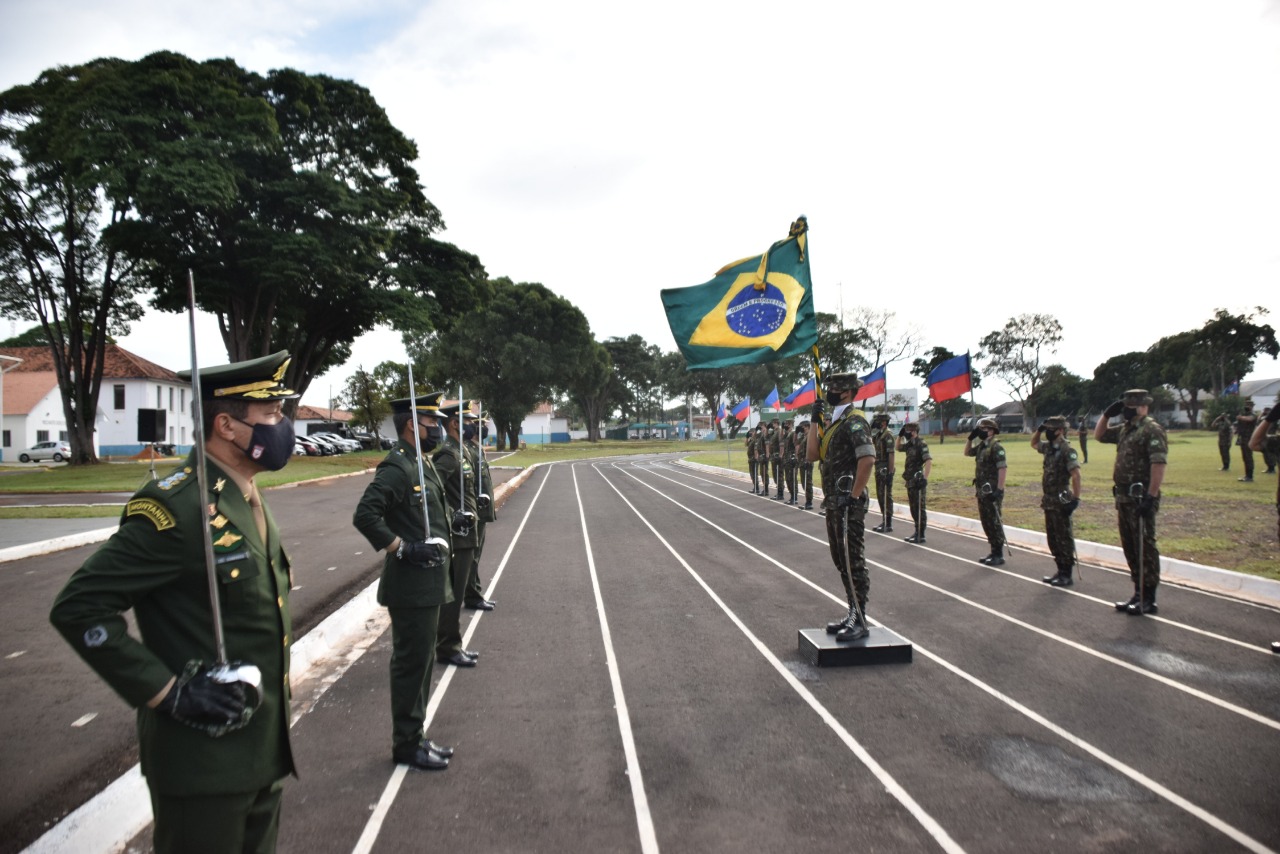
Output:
[966,351,977,429]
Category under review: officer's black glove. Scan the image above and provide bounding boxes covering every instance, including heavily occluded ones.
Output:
[1064,497,1079,515]
[993,488,1005,501]
[1138,493,1157,516]
[968,428,982,442]
[1267,407,1280,424]
[1103,399,1125,419]
[898,425,909,438]
[156,665,249,728]
[476,493,492,512]
[398,539,445,567]
[810,399,825,422]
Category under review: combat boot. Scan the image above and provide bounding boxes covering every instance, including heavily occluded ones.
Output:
[978,549,1005,567]
[1115,590,1140,612]
[826,605,855,634]
[803,502,813,510]
[1127,592,1158,615]
[1048,566,1074,587]
[836,603,869,643]
[904,533,926,544]
[872,522,893,533]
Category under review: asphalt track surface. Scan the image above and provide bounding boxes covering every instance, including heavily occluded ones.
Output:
[9,454,1280,852]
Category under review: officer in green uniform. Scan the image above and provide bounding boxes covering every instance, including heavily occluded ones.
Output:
[794,421,814,510]
[897,422,932,544]
[1096,389,1168,615]
[1032,416,1082,587]
[965,416,1008,565]
[870,412,895,533]
[50,352,299,854]
[1210,412,1233,471]
[807,373,875,642]
[463,407,497,611]
[433,399,481,668]
[352,392,454,770]
[781,419,798,504]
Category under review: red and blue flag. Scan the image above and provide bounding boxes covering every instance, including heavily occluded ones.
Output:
[927,353,972,403]
[731,397,751,422]
[782,378,816,410]
[852,365,886,402]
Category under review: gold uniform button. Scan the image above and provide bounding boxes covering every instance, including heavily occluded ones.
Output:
[283,636,289,647]
[277,596,283,608]
[230,569,240,579]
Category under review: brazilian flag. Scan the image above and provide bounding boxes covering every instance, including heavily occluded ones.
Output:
[661,218,818,370]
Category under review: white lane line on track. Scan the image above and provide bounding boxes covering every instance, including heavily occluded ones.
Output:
[611,462,1277,854]
[593,462,966,854]
[651,460,1279,656]
[351,466,553,854]
[571,465,660,854]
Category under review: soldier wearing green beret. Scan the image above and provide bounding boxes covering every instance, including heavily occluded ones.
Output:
[1096,388,1167,615]
[965,416,1008,566]
[352,391,455,771]
[463,407,497,611]
[807,372,875,642]
[433,400,481,667]
[1033,415,1082,587]
[50,351,300,854]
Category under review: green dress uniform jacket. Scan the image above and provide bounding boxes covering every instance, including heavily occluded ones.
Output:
[433,437,480,549]
[353,439,453,608]
[50,452,295,797]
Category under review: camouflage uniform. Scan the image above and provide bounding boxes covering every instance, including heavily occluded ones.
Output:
[745,429,759,493]
[755,427,770,496]
[970,424,1007,560]
[1077,422,1089,464]
[819,406,876,613]
[768,422,783,499]
[1210,413,1232,471]
[1098,395,1168,603]
[871,418,895,531]
[1236,405,1257,481]
[795,424,814,509]
[781,421,798,504]
[1261,410,1278,474]
[901,431,932,540]
[1037,418,1080,582]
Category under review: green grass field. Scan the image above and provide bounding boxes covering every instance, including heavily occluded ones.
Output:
[3,434,1276,579]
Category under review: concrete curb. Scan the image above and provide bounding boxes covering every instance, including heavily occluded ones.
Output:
[673,460,1280,609]
[23,467,535,853]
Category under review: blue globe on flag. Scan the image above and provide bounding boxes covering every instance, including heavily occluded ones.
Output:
[725,282,787,339]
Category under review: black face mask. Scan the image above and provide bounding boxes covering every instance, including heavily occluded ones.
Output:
[463,423,478,442]
[823,391,844,406]
[416,420,444,452]
[1043,429,1058,442]
[233,416,295,472]
[1122,407,1138,421]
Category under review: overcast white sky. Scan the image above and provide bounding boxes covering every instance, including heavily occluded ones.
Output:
[3,0,1278,409]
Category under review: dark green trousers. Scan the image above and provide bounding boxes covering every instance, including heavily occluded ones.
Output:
[151,779,283,854]
[978,493,1006,551]
[436,546,476,657]
[388,605,441,751]
[1117,499,1160,592]
[1043,506,1075,569]
[465,522,487,605]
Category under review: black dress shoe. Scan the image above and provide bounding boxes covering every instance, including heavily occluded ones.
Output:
[1127,598,1158,616]
[1271,641,1279,654]
[464,599,496,611]
[1115,593,1140,611]
[438,651,476,667]
[978,554,1005,566]
[462,649,479,660]
[1048,574,1073,587]
[394,745,449,770]
[425,739,453,757]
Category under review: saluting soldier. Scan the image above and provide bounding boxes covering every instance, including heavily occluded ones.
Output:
[745,424,759,493]
[897,422,932,544]
[433,399,481,668]
[794,421,815,510]
[781,419,798,504]
[965,416,1008,565]
[463,407,497,611]
[353,392,455,770]
[870,412,895,533]
[1096,389,1167,615]
[1236,400,1258,482]
[1210,411,1233,471]
[50,352,300,853]
[1033,416,1082,586]
[807,373,875,642]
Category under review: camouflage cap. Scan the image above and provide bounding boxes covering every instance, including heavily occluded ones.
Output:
[1043,415,1068,430]
[871,412,890,425]
[824,372,863,392]
[901,421,918,431]
[977,417,1000,432]
[1243,399,1254,410]
[1123,388,1152,406]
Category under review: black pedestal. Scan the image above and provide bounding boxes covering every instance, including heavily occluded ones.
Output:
[798,626,913,667]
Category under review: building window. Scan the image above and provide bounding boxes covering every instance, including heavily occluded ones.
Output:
[59,431,68,441]
[113,384,125,410]
[2,431,9,448]
[156,386,162,409]
[169,387,174,411]
[180,389,186,412]
[36,430,49,442]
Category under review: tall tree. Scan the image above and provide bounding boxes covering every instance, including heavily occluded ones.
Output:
[844,306,921,382]
[426,279,596,450]
[814,311,871,375]
[978,313,1063,430]
[564,341,612,442]
[0,53,274,463]
[604,335,661,424]
[1088,351,1154,410]
[1147,330,1213,426]
[1024,364,1087,422]
[340,364,392,444]
[1194,307,1279,396]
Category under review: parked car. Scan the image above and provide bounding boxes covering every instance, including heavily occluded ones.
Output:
[294,436,323,456]
[18,440,71,463]
[312,432,360,452]
[306,435,340,455]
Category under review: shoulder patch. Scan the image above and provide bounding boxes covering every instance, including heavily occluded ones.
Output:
[126,498,176,530]
[157,468,191,491]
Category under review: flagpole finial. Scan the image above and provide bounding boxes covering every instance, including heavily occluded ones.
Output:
[789,216,807,236]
